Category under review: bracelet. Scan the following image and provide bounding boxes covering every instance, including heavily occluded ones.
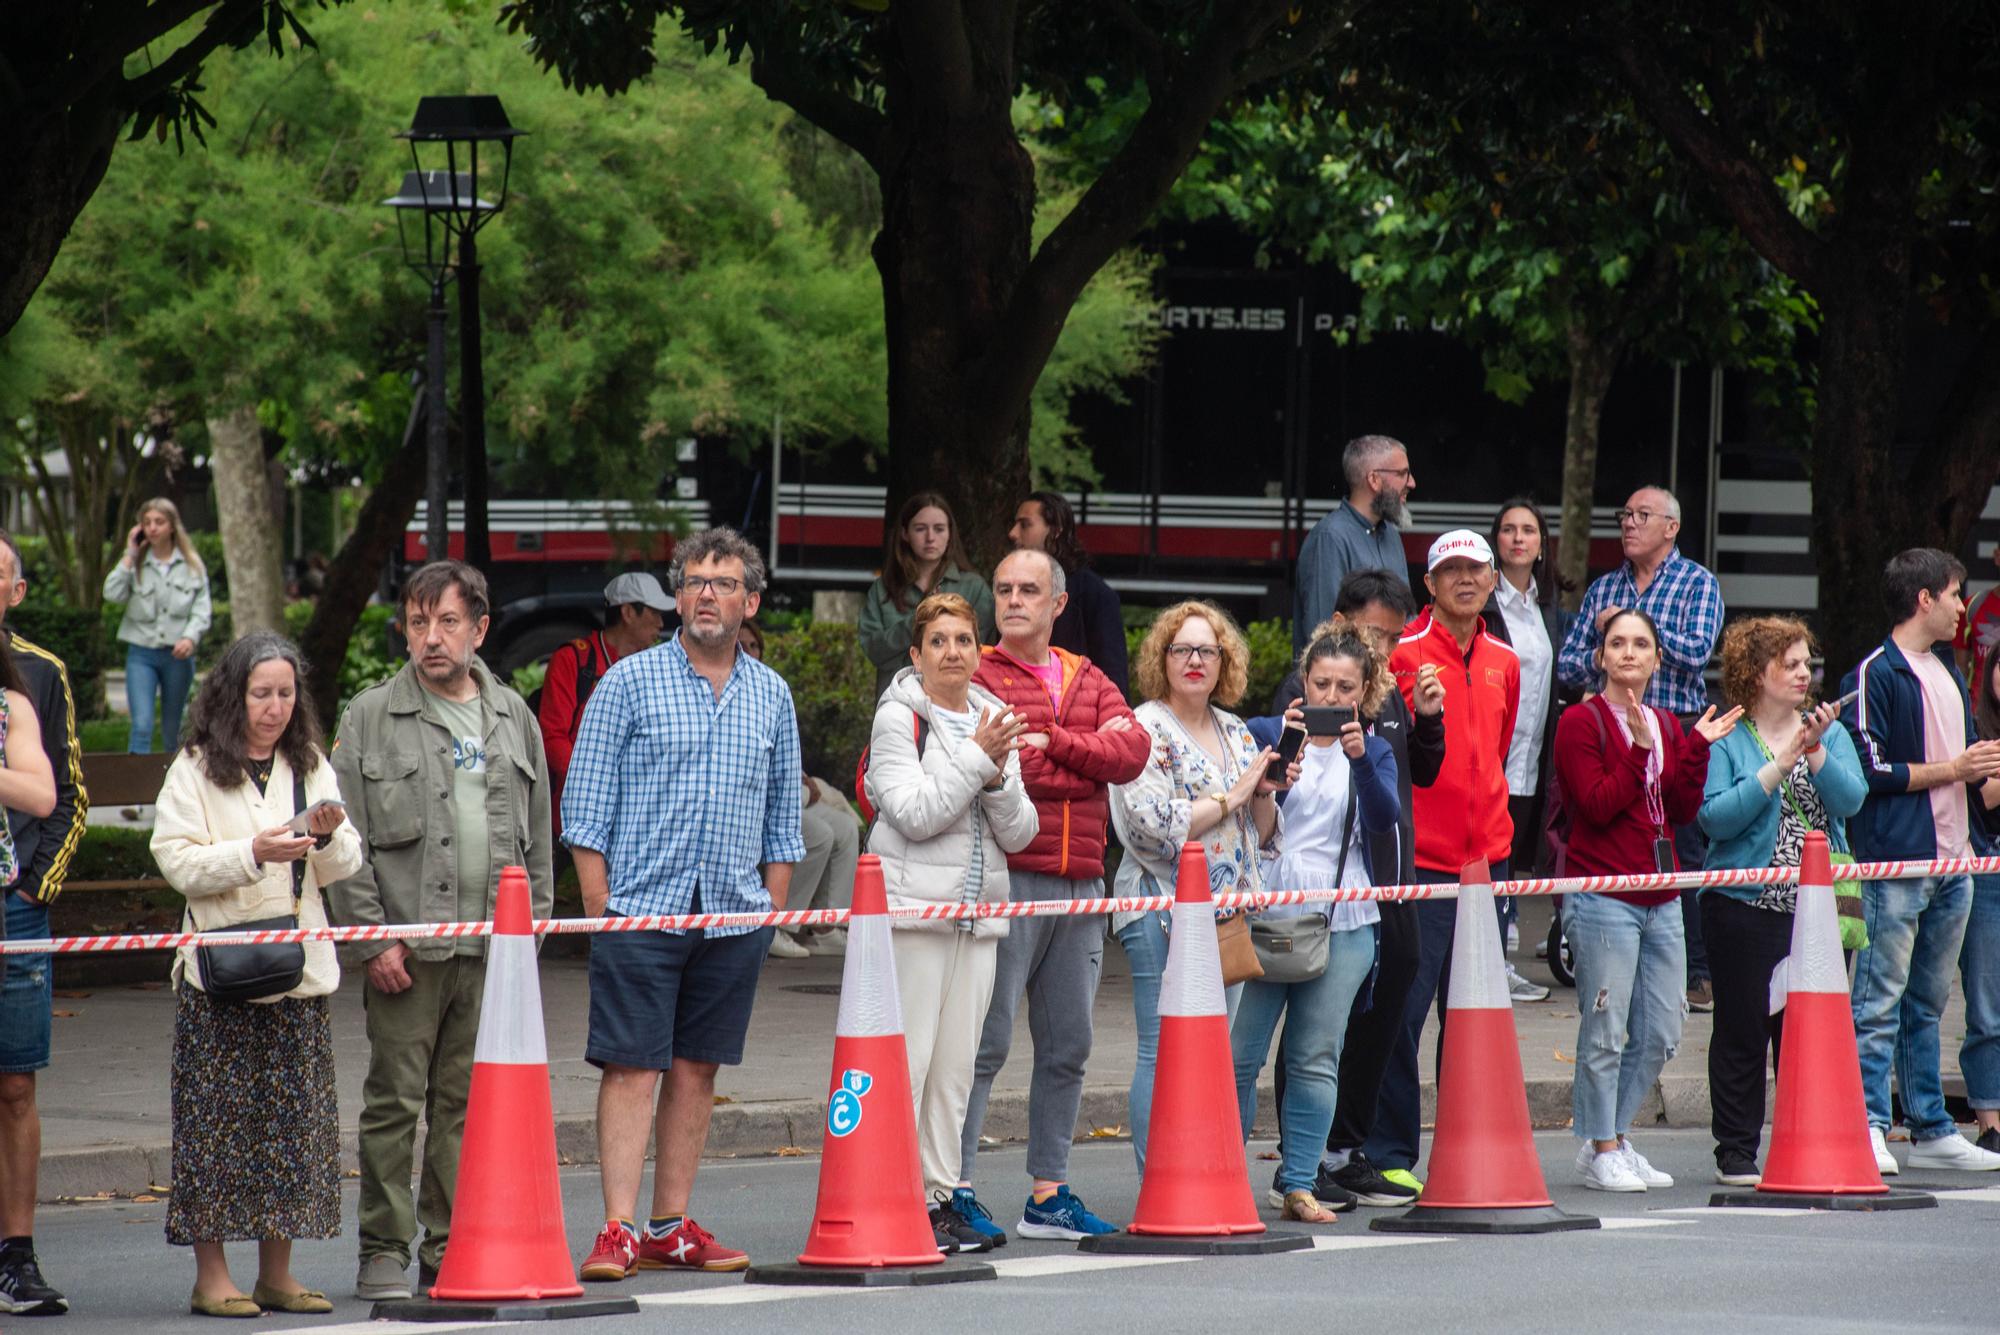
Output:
[1804,742,1823,755]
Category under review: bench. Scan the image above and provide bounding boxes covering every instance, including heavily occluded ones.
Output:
[66,752,174,894]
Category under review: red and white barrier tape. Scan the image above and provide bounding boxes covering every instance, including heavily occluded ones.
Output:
[7,855,1999,956]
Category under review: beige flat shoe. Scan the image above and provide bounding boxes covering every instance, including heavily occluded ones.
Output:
[252,1283,334,1314]
[189,1290,260,1318]
[1280,1189,1340,1224]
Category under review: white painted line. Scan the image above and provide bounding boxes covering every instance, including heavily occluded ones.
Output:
[636,1284,897,1307]
[1649,1206,1818,1218]
[306,1323,525,1335]
[986,1252,1201,1278]
[1597,1217,1687,1230]
[1931,1186,2000,1204]
[1308,1233,1453,1251]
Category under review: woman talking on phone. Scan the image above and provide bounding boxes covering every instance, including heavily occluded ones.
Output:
[1554,608,1740,1193]
[104,497,213,753]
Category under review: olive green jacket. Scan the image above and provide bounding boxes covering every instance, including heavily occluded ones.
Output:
[857,564,997,699]
[326,658,553,961]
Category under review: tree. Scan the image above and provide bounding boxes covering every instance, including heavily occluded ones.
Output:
[500,0,1358,563]
[1604,1,2000,672]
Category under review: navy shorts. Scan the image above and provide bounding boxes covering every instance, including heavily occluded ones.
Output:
[585,912,771,1071]
[0,894,53,1074]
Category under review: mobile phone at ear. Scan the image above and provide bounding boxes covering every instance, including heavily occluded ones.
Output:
[1827,688,1862,713]
[1303,705,1357,736]
[1267,724,1307,782]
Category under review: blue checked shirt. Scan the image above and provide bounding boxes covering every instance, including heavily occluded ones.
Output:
[560,633,806,934]
[1556,548,1724,716]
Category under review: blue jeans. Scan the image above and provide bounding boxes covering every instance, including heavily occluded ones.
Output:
[126,642,194,753]
[1116,912,1170,1174]
[0,893,53,1073]
[1963,875,2000,1111]
[1231,926,1377,1194]
[1566,893,1687,1143]
[1852,874,1972,1139]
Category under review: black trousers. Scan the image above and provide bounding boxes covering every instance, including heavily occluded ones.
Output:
[1701,892,1792,1163]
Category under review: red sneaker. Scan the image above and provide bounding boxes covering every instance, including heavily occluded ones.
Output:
[579,1221,640,1281]
[636,1217,749,1273]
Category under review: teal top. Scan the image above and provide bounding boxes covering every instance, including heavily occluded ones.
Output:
[1697,720,1868,900]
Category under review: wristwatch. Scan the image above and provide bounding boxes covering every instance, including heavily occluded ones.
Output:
[1207,788,1230,811]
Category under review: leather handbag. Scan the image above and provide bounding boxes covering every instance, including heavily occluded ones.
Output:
[1250,783,1356,984]
[1216,909,1263,986]
[194,769,309,1003]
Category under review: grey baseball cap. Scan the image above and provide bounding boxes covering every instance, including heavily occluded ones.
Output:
[604,571,673,612]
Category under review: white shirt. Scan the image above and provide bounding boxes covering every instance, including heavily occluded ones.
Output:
[1496,576,1553,796]
[1273,743,1380,933]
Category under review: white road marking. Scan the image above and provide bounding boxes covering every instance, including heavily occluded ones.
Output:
[1596,1216,1687,1229]
[1650,1205,1819,1217]
[986,1251,1201,1278]
[1930,1186,2000,1204]
[636,1284,898,1306]
[1309,1233,1454,1251]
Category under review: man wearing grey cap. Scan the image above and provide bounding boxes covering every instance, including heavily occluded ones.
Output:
[538,572,672,835]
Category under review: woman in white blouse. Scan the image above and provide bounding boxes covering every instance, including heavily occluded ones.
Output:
[1111,601,1282,1173]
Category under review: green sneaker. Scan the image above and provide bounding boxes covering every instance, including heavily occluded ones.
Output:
[1380,1168,1424,1198]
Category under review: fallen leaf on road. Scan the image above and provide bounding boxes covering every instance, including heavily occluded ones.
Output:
[1256,1150,1280,1160]
[52,1010,77,1018]
[131,1194,158,1203]
[149,1184,172,1193]
[54,990,92,999]
[712,1094,735,1105]
[776,1146,808,1157]
[1085,1125,1126,1139]
[1553,1047,1574,1064]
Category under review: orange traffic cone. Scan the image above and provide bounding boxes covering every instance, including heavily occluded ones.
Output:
[1083,842,1310,1255]
[375,866,636,1321]
[1713,832,1933,1211]
[746,854,994,1286]
[1373,860,1596,1235]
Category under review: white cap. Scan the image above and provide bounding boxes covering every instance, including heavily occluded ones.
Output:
[603,571,673,611]
[1427,529,1494,572]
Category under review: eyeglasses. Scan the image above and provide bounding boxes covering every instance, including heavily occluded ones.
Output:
[679,575,743,596]
[1371,466,1413,480]
[1167,644,1223,663]
[1615,508,1668,527]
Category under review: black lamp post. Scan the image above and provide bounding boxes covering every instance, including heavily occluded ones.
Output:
[394,95,522,572]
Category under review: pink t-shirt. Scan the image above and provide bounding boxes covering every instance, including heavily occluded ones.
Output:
[1908,650,1970,857]
[1024,655,1065,709]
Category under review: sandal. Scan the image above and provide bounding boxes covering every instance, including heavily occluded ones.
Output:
[1280,1189,1340,1224]
[189,1290,261,1318]
[251,1282,334,1314]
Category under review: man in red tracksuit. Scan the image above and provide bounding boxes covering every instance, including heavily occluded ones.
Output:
[1361,529,1520,1188]
[952,547,1150,1245]
[537,572,671,837]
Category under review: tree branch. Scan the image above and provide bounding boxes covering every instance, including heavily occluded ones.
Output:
[894,1,976,118]
[122,0,263,108]
[30,0,218,116]
[1919,320,2000,542]
[1233,0,1351,91]
[1608,36,1825,289]
[1099,0,1169,87]
[749,48,888,172]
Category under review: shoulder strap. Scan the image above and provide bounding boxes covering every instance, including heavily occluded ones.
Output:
[1745,722,1818,829]
[291,765,309,908]
[1332,780,1358,890]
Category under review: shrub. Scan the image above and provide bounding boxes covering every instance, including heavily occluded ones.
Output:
[763,621,875,798]
[63,826,162,882]
[282,600,400,711]
[10,601,113,721]
[1122,615,1294,717]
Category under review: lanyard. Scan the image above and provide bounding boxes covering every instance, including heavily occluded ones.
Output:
[1744,721,1817,832]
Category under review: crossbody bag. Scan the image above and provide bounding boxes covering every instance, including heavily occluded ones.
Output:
[193,767,310,1003]
[1250,782,1355,984]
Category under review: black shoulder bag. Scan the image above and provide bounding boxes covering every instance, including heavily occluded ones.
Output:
[194,767,309,1003]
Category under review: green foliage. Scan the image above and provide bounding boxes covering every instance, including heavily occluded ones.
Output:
[1241,619,1295,720]
[282,600,397,710]
[762,621,874,797]
[511,660,549,700]
[61,826,162,884]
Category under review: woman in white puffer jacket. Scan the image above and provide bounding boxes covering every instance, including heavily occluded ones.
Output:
[864,592,1037,1250]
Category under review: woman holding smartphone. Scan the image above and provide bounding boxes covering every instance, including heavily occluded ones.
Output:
[1554,608,1740,1192]
[103,497,213,753]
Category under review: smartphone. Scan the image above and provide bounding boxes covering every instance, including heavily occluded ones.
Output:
[1827,687,1861,713]
[287,799,346,835]
[1302,704,1357,736]
[1267,724,1307,782]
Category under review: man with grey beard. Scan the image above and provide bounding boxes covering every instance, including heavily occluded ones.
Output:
[1292,434,1417,654]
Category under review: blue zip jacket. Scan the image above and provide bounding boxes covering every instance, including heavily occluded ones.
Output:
[1839,637,1980,861]
[1697,722,1867,901]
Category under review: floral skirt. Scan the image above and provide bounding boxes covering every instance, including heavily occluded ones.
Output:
[167,983,341,1245]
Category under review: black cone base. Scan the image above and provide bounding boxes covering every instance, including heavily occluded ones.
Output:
[1370,1204,1600,1235]
[743,1257,997,1286]
[1079,1230,1314,1256]
[1709,1188,1936,1211]
[371,1294,639,1322]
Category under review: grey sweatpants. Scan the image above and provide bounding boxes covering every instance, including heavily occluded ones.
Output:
[957,871,1106,1184]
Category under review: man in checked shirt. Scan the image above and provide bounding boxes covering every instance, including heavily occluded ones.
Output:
[564,527,804,1281]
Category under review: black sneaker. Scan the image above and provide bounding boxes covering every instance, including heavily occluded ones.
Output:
[930,1195,996,1255]
[0,1249,68,1316]
[1978,1127,2000,1155]
[1330,1151,1420,1207]
[1265,1165,1357,1212]
[1714,1150,1761,1187]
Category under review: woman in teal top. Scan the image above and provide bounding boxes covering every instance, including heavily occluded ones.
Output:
[1697,615,1866,1187]
[857,492,996,699]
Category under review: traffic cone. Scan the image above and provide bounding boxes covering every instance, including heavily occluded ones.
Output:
[375,866,636,1321]
[1373,860,1596,1235]
[1083,842,1309,1256]
[746,854,994,1286]
[1712,832,1933,1211]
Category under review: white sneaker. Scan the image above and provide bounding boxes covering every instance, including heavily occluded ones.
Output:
[1505,964,1551,1003]
[1577,1145,1647,1192]
[804,927,848,956]
[767,931,810,959]
[1617,1137,1673,1188]
[1907,1131,2000,1172]
[1506,922,1520,953]
[1869,1126,1901,1176]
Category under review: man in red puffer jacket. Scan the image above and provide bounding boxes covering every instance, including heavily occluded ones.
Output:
[952,548,1149,1245]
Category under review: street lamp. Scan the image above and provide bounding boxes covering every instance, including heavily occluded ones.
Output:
[396,95,523,571]
[382,169,491,564]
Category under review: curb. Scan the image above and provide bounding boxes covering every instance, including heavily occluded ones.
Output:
[43,1076,1718,1200]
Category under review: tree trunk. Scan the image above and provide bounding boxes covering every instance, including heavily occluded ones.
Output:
[2,102,124,339]
[873,86,1037,573]
[1558,318,1622,612]
[208,404,285,637]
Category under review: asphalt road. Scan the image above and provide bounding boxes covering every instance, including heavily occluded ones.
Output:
[28,1131,2000,1334]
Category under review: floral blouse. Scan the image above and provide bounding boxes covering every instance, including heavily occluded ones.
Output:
[1112,700,1269,923]
[0,690,17,887]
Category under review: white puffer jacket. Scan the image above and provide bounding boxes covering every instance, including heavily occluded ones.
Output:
[864,669,1038,937]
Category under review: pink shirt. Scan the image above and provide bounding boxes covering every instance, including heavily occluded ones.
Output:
[1023,654,1065,708]
[1908,650,1971,857]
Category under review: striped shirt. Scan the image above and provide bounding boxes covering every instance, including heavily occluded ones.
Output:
[1556,548,1724,716]
[560,633,806,934]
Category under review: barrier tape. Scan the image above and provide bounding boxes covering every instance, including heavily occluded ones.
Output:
[7,854,1998,956]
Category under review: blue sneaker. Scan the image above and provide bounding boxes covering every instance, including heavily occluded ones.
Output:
[949,1188,1008,1248]
[1017,1186,1119,1240]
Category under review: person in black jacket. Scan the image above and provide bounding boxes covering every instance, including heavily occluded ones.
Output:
[1253,569,1443,1208]
[1009,491,1129,698]
[0,530,88,1317]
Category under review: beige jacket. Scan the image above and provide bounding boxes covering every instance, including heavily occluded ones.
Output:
[151,747,364,999]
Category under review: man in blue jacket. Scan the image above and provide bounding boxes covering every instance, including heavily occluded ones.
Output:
[1842,548,2000,1174]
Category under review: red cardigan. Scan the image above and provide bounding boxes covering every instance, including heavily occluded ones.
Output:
[1552,695,1711,906]
[972,644,1149,881]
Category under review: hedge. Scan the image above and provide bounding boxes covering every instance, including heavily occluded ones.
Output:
[765,621,876,798]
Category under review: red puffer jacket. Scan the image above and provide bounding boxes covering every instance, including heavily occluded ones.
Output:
[973,645,1150,881]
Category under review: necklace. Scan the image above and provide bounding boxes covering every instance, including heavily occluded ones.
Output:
[250,755,274,788]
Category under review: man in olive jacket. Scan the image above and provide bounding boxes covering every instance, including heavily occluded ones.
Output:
[328,561,554,1301]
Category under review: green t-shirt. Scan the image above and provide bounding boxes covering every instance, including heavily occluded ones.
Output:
[428,691,492,939]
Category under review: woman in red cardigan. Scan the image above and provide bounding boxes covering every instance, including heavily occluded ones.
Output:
[1555,609,1740,1193]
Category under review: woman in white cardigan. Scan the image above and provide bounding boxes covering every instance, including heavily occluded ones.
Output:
[150,633,363,1318]
[864,592,1037,1254]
